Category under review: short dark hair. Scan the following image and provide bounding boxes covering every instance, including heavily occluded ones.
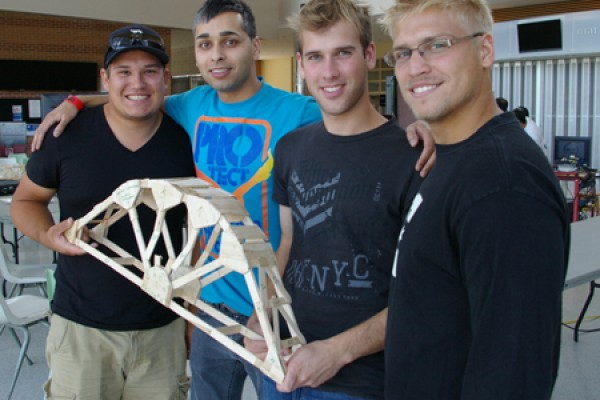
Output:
[192,0,257,38]
[496,97,508,112]
[518,106,530,117]
[513,107,527,125]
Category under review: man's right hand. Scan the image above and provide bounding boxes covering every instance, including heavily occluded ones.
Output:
[31,101,80,151]
[244,312,273,361]
[185,303,199,358]
[46,217,88,256]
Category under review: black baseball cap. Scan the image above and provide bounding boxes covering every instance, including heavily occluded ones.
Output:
[104,25,169,68]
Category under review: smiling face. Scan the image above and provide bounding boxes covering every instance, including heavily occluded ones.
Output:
[297,19,375,122]
[101,50,168,122]
[391,8,494,137]
[194,11,260,103]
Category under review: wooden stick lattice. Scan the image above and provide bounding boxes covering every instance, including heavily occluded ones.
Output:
[65,177,305,383]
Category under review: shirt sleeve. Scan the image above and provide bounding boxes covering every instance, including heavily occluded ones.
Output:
[457,190,567,400]
[272,139,291,207]
[298,97,322,128]
[164,93,188,128]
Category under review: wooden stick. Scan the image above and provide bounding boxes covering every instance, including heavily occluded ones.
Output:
[65,177,305,383]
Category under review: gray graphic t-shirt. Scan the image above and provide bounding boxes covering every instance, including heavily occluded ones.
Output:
[272,118,423,399]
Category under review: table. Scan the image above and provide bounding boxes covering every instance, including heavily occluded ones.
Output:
[555,170,597,222]
[0,196,59,263]
[564,216,600,341]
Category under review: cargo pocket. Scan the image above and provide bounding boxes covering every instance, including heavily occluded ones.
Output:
[43,378,76,399]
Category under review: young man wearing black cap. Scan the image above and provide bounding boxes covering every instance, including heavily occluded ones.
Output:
[10,25,195,399]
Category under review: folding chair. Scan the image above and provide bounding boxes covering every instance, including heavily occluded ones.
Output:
[0,284,50,400]
[0,244,56,298]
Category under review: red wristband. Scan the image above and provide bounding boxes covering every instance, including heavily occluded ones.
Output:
[64,95,84,111]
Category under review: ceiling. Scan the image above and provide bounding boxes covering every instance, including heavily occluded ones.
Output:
[0,0,573,38]
[0,0,574,60]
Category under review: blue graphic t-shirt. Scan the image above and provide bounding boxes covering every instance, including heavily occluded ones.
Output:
[165,79,321,316]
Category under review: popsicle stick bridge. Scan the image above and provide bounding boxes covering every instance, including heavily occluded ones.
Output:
[65,177,305,383]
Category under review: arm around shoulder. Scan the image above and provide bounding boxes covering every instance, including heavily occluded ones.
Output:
[405,120,436,177]
[32,94,109,151]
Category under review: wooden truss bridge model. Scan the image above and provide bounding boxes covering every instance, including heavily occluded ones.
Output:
[65,177,305,383]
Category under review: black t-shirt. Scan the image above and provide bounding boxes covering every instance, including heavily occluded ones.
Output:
[27,106,196,330]
[386,113,570,400]
[273,118,423,399]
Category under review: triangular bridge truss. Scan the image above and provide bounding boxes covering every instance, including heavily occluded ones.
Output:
[65,177,305,383]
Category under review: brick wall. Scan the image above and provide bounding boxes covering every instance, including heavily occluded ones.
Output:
[492,0,600,22]
[1,0,598,100]
[0,10,171,99]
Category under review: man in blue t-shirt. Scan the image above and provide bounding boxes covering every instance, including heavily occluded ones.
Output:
[32,1,435,399]
[168,3,321,398]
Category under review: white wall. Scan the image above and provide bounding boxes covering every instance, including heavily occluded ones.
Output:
[493,57,600,166]
[492,10,600,167]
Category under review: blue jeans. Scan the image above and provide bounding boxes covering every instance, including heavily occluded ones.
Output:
[189,306,262,400]
[262,377,365,400]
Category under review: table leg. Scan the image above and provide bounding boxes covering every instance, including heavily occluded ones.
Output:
[574,280,599,342]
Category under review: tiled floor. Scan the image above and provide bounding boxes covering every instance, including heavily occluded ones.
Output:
[0,237,258,400]
[1,237,599,400]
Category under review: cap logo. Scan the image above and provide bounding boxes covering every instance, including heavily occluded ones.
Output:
[105,25,169,68]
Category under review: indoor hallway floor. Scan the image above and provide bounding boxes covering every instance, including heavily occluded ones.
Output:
[0,238,598,400]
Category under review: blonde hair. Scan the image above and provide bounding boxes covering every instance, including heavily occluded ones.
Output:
[381,0,493,37]
[288,0,373,53]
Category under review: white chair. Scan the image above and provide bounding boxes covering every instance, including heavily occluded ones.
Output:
[0,244,56,298]
[0,284,50,400]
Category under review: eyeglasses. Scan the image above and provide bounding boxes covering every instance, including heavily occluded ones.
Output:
[109,31,165,52]
[384,32,483,67]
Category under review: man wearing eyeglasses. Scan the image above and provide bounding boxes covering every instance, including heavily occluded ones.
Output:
[10,25,195,399]
[380,1,570,399]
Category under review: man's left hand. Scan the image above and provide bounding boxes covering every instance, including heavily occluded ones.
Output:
[406,120,436,177]
[276,339,346,392]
